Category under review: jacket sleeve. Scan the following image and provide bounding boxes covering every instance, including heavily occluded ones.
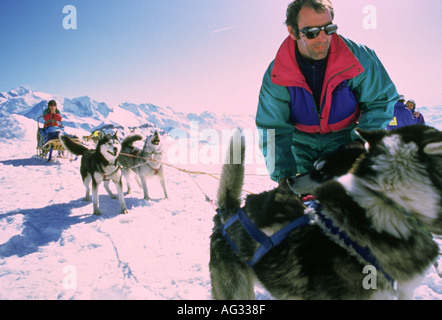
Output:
[43,109,51,122]
[256,61,297,182]
[54,112,62,123]
[345,39,399,140]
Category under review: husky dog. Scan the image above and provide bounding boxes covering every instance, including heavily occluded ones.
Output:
[60,132,128,216]
[290,144,366,195]
[210,126,442,300]
[118,131,168,201]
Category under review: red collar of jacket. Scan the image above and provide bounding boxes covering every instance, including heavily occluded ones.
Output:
[271,34,364,91]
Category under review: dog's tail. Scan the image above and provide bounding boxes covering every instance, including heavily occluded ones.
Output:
[121,134,143,150]
[60,135,89,156]
[217,128,245,211]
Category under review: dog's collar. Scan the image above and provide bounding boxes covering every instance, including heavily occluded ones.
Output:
[148,164,159,175]
[144,151,162,158]
[101,163,121,180]
[307,200,396,288]
[142,151,161,175]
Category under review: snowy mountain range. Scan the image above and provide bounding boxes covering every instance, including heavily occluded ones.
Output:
[0,86,255,137]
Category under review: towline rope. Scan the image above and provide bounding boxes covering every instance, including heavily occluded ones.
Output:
[118,152,257,201]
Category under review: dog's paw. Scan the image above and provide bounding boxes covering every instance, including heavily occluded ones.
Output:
[93,211,103,216]
[83,197,90,202]
[121,209,129,214]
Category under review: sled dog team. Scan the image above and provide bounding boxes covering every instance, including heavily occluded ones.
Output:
[60,131,168,216]
[61,124,442,300]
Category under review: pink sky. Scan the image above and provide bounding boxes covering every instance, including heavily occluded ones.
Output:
[0,0,440,114]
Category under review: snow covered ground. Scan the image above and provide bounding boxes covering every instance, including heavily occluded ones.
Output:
[0,115,277,300]
[0,108,441,300]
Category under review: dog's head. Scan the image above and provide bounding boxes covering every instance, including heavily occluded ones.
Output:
[151,131,161,145]
[288,145,366,195]
[97,131,121,162]
[351,125,442,235]
[144,131,162,150]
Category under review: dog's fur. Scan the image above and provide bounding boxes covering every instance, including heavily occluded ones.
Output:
[60,132,128,216]
[210,125,442,300]
[118,131,168,201]
[290,144,366,195]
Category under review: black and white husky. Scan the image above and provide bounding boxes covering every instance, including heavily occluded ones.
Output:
[290,144,366,195]
[118,131,168,201]
[210,125,442,300]
[60,131,128,216]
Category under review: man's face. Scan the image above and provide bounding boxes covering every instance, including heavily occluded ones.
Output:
[288,6,333,60]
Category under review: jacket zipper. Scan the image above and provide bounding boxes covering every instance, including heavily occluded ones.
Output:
[317,64,357,132]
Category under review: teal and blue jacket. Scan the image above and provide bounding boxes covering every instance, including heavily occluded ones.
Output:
[256,34,398,182]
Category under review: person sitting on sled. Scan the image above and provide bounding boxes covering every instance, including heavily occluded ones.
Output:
[41,100,64,142]
[43,100,63,128]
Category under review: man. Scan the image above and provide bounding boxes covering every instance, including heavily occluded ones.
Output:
[256,0,398,183]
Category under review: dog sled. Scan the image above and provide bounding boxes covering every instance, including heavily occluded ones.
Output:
[36,116,80,161]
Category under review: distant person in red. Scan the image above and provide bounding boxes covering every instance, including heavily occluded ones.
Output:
[41,100,64,142]
[43,100,62,128]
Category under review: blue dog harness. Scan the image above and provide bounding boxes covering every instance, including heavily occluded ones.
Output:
[307,201,395,287]
[217,199,396,287]
[217,207,311,268]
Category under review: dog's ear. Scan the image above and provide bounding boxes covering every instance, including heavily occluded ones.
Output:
[98,130,106,141]
[423,133,442,155]
[419,127,442,155]
[424,142,442,155]
[356,128,385,147]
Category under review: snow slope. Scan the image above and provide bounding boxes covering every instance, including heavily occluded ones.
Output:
[0,105,274,300]
[0,88,440,300]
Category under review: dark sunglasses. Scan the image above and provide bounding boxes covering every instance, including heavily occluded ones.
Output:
[300,24,338,39]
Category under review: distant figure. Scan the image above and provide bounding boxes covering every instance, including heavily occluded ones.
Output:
[406,99,425,124]
[43,100,63,128]
[386,97,419,131]
[41,100,64,142]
